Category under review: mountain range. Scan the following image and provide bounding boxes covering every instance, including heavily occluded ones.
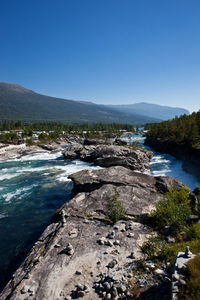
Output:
[0,82,189,125]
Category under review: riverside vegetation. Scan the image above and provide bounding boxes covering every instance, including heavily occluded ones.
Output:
[141,187,200,300]
[0,121,136,144]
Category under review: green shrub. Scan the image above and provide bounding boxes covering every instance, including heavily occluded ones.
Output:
[26,138,34,146]
[106,189,127,225]
[141,236,164,260]
[151,188,191,235]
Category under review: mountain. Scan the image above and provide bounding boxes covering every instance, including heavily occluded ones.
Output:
[0,83,161,125]
[108,102,189,121]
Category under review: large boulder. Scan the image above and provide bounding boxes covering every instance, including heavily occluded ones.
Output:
[62,144,153,171]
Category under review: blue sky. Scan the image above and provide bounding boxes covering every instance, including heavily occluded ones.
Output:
[1,0,200,112]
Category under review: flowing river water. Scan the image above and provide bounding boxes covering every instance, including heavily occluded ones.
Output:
[0,138,199,289]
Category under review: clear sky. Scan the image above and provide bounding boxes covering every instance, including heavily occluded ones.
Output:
[1,0,200,112]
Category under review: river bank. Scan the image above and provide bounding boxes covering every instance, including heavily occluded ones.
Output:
[145,137,200,181]
[0,140,68,162]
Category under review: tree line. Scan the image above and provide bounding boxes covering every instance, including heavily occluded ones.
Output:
[146,111,200,149]
[0,121,136,144]
[0,121,136,133]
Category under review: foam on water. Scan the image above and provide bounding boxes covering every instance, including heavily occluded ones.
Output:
[54,160,102,182]
[2,185,37,202]
[0,173,20,182]
[19,151,63,161]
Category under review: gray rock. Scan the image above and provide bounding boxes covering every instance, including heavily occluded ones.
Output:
[127,232,134,238]
[103,282,111,292]
[111,287,118,297]
[21,286,29,294]
[155,269,168,276]
[130,252,135,259]
[77,283,84,291]
[179,279,186,285]
[77,290,85,297]
[63,144,153,171]
[108,259,118,268]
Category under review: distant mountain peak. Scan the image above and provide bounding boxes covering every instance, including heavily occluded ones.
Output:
[0,82,35,94]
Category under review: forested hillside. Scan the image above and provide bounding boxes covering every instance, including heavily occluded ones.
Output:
[0,83,160,125]
[146,112,200,149]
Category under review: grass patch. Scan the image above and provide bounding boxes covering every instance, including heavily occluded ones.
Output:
[106,188,127,225]
[178,254,200,300]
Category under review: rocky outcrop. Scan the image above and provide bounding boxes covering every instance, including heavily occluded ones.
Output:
[62,144,153,171]
[65,135,84,145]
[0,166,184,300]
[83,139,112,146]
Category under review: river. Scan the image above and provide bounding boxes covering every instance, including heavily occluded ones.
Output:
[0,139,199,289]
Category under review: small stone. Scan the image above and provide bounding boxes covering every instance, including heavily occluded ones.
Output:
[155,269,168,276]
[163,276,171,283]
[114,240,120,246]
[65,296,72,300]
[54,244,61,248]
[66,243,73,250]
[113,225,119,230]
[103,282,111,292]
[98,237,106,245]
[21,286,28,294]
[94,283,99,289]
[107,231,115,239]
[185,246,193,258]
[84,285,90,293]
[179,279,186,285]
[172,285,179,293]
[75,270,82,275]
[172,274,180,281]
[97,261,101,265]
[106,293,111,299]
[108,259,118,268]
[28,287,34,293]
[68,249,74,255]
[77,283,84,291]
[77,290,85,297]
[111,287,118,297]
[127,232,134,238]
[130,252,135,259]
[145,262,155,269]
[166,236,175,243]
[105,240,113,247]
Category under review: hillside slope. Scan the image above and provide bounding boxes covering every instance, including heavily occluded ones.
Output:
[0,83,160,124]
[108,102,189,121]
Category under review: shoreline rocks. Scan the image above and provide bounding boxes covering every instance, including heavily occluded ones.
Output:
[63,143,153,171]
